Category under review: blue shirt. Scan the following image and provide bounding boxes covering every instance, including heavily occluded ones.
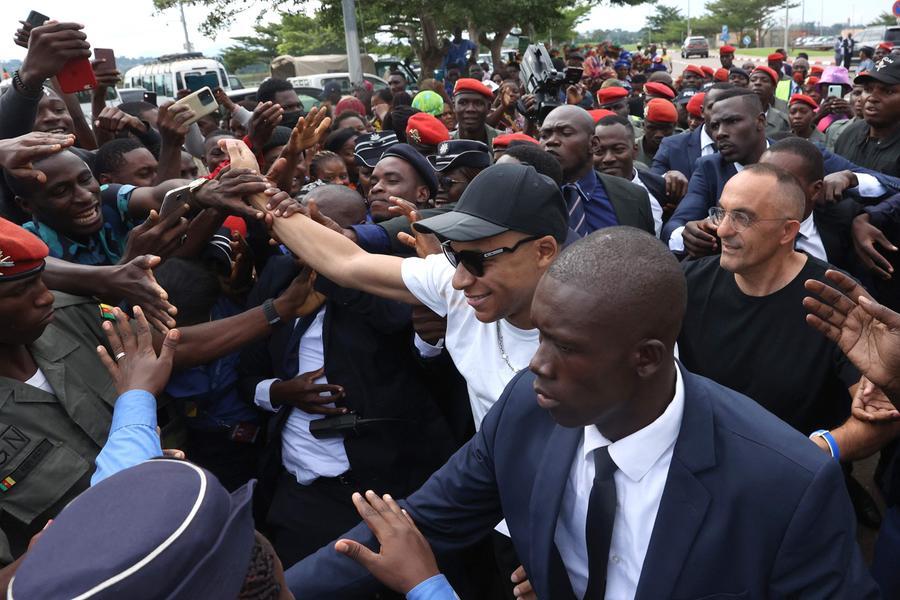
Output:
[573,170,619,232]
[91,389,163,486]
[444,39,477,70]
[23,184,136,266]
[406,575,458,600]
[350,223,392,254]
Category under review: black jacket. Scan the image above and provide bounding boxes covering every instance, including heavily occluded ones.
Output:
[239,255,456,500]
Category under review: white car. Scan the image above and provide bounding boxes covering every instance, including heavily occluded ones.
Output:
[287,73,389,94]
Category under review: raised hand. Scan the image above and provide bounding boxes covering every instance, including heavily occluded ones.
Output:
[288,105,333,153]
[121,205,191,264]
[390,197,442,257]
[851,213,896,280]
[335,491,440,594]
[247,101,284,150]
[94,106,147,135]
[96,306,180,396]
[18,22,91,90]
[804,269,900,406]
[107,255,178,332]
[0,132,75,182]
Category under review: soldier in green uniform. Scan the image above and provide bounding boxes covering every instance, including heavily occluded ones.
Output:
[0,217,313,565]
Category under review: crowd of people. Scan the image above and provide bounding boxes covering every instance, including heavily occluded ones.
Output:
[1,15,900,599]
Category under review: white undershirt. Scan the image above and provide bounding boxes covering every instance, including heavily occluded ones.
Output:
[700,126,716,156]
[631,169,663,238]
[254,307,351,485]
[555,363,685,600]
[24,368,54,394]
[796,214,828,262]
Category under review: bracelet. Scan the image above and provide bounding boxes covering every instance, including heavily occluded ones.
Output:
[262,298,281,326]
[12,70,43,98]
[809,429,840,461]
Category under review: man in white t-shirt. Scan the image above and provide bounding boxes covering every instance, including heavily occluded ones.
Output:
[266,163,569,430]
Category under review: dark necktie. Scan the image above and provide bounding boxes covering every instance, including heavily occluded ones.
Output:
[584,446,618,599]
[562,183,589,237]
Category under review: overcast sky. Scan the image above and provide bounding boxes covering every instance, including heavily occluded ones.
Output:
[0,0,886,61]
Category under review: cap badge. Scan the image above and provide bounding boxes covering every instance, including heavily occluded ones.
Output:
[438,142,449,155]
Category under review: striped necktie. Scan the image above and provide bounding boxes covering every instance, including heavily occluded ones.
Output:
[563,183,589,237]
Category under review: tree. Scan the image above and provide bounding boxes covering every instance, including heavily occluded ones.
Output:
[278,12,346,56]
[704,0,797,47]
[869,11,898,27]
[220,22,281,72]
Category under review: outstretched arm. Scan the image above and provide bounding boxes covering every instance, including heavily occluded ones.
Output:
[222,138,421,306]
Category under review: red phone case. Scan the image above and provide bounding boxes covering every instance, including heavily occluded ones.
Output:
[57,57,97,93]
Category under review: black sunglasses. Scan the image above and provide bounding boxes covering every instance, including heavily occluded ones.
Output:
[441,235,541,277]
[438,175,466,190]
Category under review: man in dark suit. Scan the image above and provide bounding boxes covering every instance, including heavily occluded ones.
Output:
[239,185,455,567]
[540,105,655,236]
[594,114,671,235]
[760,137,859,273]
[284,227,877,599]
[662,88,900,256]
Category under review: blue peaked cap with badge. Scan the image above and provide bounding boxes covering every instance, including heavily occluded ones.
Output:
[9,460,256,600]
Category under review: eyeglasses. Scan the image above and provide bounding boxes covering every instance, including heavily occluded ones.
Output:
[707,207,792,232]
[438,176,466,190]
[441,235,541,277]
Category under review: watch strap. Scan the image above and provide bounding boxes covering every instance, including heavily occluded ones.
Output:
[262,298,281,325]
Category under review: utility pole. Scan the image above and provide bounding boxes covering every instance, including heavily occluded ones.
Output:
[341,0,363,86]
[783,1,789,51]
[687,0,692,37]
[178,1,193,53]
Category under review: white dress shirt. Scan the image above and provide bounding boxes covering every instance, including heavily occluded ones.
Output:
[555,363,685,599]
[631,169,663,237]
[254,307,351,485]
[699,126,716,157]
[796,213,828,262]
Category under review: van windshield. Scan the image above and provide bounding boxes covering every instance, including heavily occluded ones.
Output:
[886,29,900,43]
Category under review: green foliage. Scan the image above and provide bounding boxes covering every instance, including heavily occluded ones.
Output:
[278,12,346,56]
[703,0,798,39]
[868,11,898,27]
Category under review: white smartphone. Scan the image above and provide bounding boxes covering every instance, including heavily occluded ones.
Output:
[172,86,219,126]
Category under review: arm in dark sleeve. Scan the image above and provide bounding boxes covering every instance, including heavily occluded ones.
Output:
[768,459,880,598]
[349,223,392,254]
[863,193,900,229]
[0,86,41,140]
[283,369,520,599]
[821,148,900,197]
[651,137,674,176]
[315,275,412,334]
[661,164,712,243]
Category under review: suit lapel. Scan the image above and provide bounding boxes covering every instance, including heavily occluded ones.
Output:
[812,211,839,264]
[635,366,716,600]
[528,424,581,600]
[687,128,701,168]
[599,172,654,234]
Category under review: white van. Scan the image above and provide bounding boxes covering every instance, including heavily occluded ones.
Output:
[124,52,231,104]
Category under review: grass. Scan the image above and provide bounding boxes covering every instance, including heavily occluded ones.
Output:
[736,46,833,58]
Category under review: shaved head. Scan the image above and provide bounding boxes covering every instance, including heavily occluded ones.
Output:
[545,226,686,345]
[544,105,595,136]
[304,184,367,228]
[739,164,805,220]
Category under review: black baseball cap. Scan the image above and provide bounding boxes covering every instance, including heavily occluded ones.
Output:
[413,163,568,242]
[855,55,900,86]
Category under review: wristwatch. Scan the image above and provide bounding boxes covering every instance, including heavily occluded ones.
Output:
[809,429,839,461]
[262,298,281,326]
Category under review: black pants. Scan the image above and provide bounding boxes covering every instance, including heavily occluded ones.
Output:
[266,469,365,569]
[184,428,260,493]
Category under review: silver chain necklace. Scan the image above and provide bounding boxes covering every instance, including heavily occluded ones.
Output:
[496,321,518,372]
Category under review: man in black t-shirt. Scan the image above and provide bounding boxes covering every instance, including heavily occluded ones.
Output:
[679,164,860,435]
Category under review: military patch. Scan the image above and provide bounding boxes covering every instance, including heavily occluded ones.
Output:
[0,439,52,492]
[99,304,117,321]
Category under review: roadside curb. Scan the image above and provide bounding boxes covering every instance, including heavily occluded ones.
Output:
[732,53,837,67]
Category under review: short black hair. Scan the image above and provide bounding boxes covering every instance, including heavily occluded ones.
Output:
[503,144,564,186]
[257,78,294,103]
[388,70,406,80]
[152,258,221,327]
[860,46,874,59]
[596,114,634,136]
[205,128,233,141]
[375,88,393,104]
[711,87,762,114]
[262,126,293,153]
[391,92,413,108]
[384,105,419,143]
[333,110,365,130]
[766,136,825,183]
[94,138,147,178]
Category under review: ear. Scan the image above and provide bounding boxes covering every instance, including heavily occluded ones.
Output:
[416,185,431,206]
[781,218,802,246]
[631,141,638,159]
[809,180,824,206]
[535,235,560,267]
[14,195,34,216]
[589,133,600,156]
[756,112,767,132]
[98,173,112,185]
[633,338,667,378]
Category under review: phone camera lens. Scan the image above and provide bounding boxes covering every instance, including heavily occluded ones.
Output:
[200,90,214,104]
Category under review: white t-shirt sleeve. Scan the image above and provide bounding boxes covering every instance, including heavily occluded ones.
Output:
[400,254,455,317]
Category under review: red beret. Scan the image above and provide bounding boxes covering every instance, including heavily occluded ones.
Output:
[334,97,367,118]
[683,65,704,77]
[789,93,818,110]
[810,65,825,75]
[700,65,715,77]
[492,132,539,149]
[0,218,48,281]
[752,66,779,85]
[596,87,629,106]
[222,216,247,239]
[645,98,677,124]
[878,42,894,51]
[714,68,729,82]
[588,108,617,123]
[806,76,821,86]
[644,81,675,100]
[719,45,736,54]
[453,78,493,99]
[687,92,705,117]
[406,112,450,145]
[767,52,785,62]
